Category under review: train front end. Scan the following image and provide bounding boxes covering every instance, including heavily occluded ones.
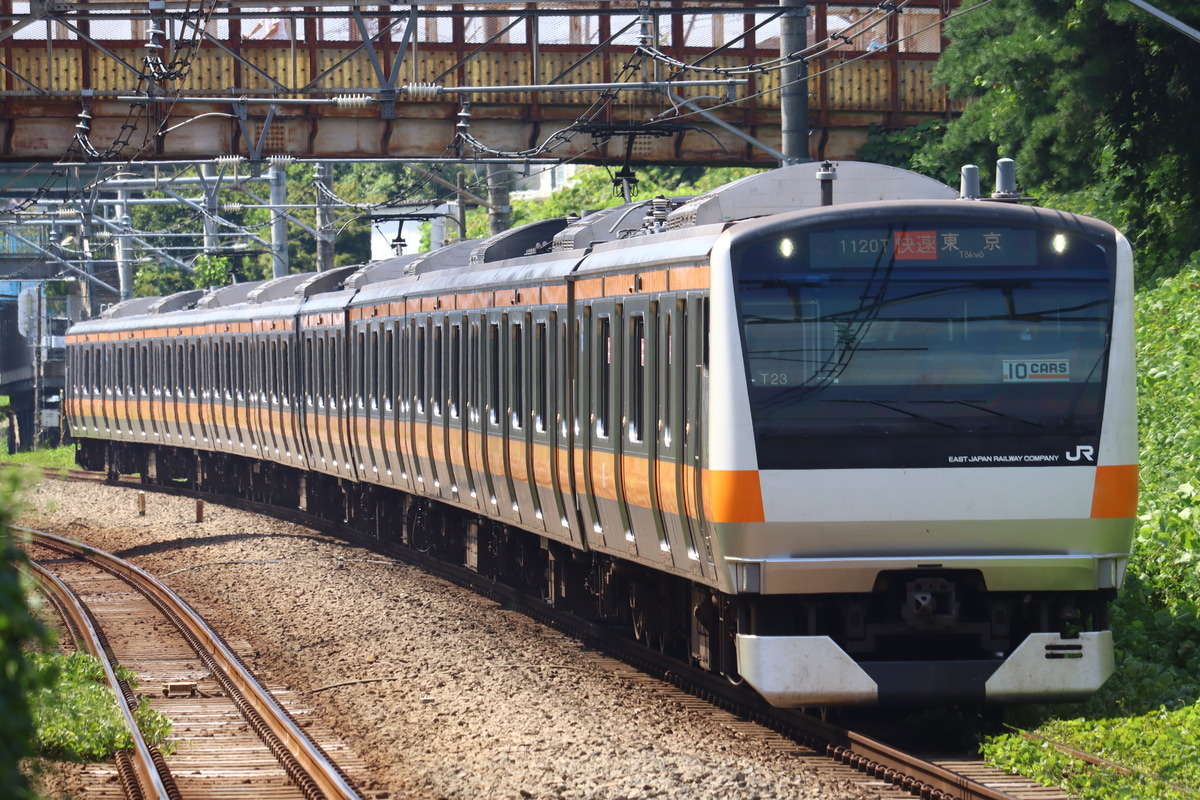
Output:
[706,200,1137,705]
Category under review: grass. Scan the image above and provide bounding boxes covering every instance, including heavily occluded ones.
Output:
[0,446,77,474]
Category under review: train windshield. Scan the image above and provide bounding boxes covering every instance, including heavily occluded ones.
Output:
[732,218,1114,469]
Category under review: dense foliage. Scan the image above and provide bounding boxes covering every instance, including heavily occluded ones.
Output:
[0,468,52,800]
[30,651,173,761]
[982,265,1200,797]
[906,0,1200,287]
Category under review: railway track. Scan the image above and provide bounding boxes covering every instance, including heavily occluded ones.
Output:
[26,468,1070,800]
[22,524,370,800]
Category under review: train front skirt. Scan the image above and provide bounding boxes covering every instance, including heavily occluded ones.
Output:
[736,631,1115,706]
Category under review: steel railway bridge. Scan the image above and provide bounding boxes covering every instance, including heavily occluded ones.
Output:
[1,0,960,166]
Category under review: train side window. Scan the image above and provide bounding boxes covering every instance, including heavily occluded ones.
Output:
[596,315,611,439]
[433,323,443,417]
[384,326,395,411]
[277,340,286,402]
[117,346,127,397]
[535,321,548,432]
[188,344,197,397]
[317,338,326,409]
[488,323,500,426]
[511,321,523,429]
[629,314,645,443]
[237,342,246,401]
[222,342,232,399]
[416,325,427,414]
[281,340,290,406]
[467,323,478,421]
[331,333,341,408]
[369,329,379,410]
[449,323,461,419]
[402,324,411,410]
[356,331,366,410]
[141,344,150,397]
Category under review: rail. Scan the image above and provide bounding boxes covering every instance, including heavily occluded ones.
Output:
[22,526,365,800]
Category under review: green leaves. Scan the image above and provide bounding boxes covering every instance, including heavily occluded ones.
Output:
[29,651,173,762]
[909,0,1200,286]
[982,263,1200,798]
[0,468,52,800]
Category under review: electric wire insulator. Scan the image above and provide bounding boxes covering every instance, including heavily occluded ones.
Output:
[266,155,294,166]
[332,94,373,109]
[215,155,242,164]
[403,83,442,100]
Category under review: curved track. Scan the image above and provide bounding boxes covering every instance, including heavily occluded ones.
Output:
[40,468,1072,800]
[23,524,368,800]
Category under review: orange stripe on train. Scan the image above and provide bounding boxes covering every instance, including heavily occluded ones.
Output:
[1091,464,1138,519]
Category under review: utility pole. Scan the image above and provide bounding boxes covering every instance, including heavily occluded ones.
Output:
[116,189,134,300]
[269,162,289,278]
[780,0,810,165]
[314,162,335,271]
[486,164,511,236]
[455,172,468,241]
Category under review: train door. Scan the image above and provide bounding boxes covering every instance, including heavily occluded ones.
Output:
[656,298,705,576]
[447,317,477,509]
[160,340,176,443]
[621,297,660,561]
[280,335,301,466]
[255,336,268,455]
[465,317,494,512]
[324,328,342,472]
[334,326,356,477]
[510,311,543,530]
[137,341,152,440]
[265,335,281,458]
[364,323,384,480]
[99,343,111,436]
[574,305,599,540]
[586,300,632,553]
[411,316,435,492]
[235,338,249,452]
[484,311,518,523]
[384,319,414,491]
[350,326,367,474]
[553,313,583,545]
[681,293,716,574]
[119,342,134,437]
[429,315,454,501]
[530,309,571,542]
[303,332,324,469]
[400,319,420,489]
[187,339,204,445]
[218,337,234,451]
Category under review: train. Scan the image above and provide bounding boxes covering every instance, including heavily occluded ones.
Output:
[63,161,1137,706]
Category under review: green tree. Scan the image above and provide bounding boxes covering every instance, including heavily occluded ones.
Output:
[911,0,1200,285]
[0,469,52,800]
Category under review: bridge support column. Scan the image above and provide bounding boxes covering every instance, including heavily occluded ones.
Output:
[780,0,810,165]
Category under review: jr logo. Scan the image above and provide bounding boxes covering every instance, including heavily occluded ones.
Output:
[1066,445,1095,462]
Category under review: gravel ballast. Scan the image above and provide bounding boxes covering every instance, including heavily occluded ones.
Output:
[18,478,875,800]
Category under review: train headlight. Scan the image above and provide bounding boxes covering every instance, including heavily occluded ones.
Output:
[779,238,795,258]
[1052,233,1068,254]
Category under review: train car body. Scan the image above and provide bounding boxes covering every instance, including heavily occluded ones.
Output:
[65,162,1137,706]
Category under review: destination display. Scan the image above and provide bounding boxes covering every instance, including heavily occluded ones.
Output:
[809,226,1039,268]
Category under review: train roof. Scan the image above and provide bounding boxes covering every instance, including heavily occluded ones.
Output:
[665,161,957,229]
[72,163,967,333]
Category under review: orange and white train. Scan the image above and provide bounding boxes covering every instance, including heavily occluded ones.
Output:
[65,162,1137,705]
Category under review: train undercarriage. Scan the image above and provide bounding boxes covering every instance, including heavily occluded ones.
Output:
[79,438,1116,706]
